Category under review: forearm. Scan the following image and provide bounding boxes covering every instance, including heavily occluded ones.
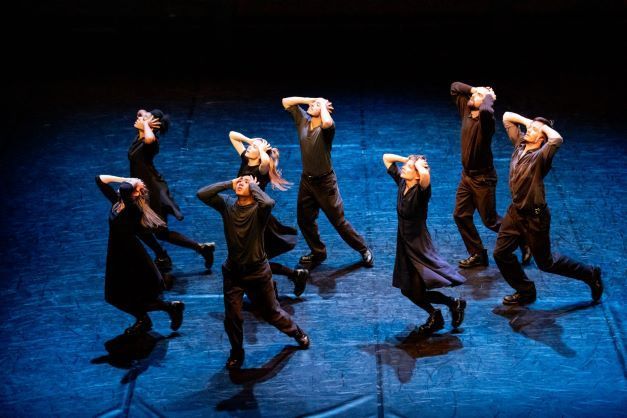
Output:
[382,153,408,168]
[503,111,531,127]
[451,82,472,96]
[320,104,334,128]
[99,175,131,184]
[250,183,275,209]
[229,131,254,145]
[143,122,156,143]
[282,96,315,109]
[197,181,231,206]
[543,125,563,147]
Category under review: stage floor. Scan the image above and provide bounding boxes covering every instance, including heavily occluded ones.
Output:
[1,80,625,417]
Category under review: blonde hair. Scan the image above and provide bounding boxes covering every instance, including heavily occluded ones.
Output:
[267,147,291,191]
[115,179,166,229]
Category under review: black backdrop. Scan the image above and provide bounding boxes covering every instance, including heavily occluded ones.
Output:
[8,0,622,80]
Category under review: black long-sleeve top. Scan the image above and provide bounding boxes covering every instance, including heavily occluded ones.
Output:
[95,176,165,256]
[197,181,275,266]
[450,82,496,172]
[503,120,563,211]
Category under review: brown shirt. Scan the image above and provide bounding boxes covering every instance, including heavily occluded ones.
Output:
[450,82,496,171]
[503,120,563,211]
[286,105,335,176]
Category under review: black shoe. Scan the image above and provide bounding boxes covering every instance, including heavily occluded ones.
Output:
[124,315,153,335]
[292,269,309,297]
[273,280,280,300]
[450,298,467,328]
[521,245,532,265]
[587,266,603,303]
[167,301,185,331]
[458,249,488,268]
[198,242,215,271]
[155,254,173,272]
[361,248,374,268]
[293,327,310,349]
[226,350,245,370]
[502,291,536,305]
[299,253,326,269]
[416,310,444,337]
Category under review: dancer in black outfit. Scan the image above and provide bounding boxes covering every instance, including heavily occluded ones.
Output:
[450,82,532,268]
[229,131,309,296]
[383,154,467,336]
[96,174,184,335]
[129,109,215,272]
[282,96,373,269]
[494,112,603,305]
[197,175,310,370]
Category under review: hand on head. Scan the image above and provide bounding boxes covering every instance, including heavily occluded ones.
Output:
[232,175,259,190]
[127,178,146,191]
[253,138,272,152]
[242,175,259,186]
[146,114,162,130]
[134,110,162,130]
[315,98,334,113]
[414,157,429,171]
[476,86,496,100]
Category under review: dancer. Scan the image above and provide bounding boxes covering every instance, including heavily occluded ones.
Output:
[129,109,214,272]
[197,176,310,370]
[229,131,309,297]
[383,153,467,336]
[450,82,531,268]
[282,96,373,269]
[96,174,185,335]
[494,112,603,305]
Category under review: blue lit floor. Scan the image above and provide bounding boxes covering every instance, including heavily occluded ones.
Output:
[1,79,625,416]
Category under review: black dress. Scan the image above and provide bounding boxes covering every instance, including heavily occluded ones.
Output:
[96,177,164,314]
[128,136,183,221]
[388,164,465,290]
[238,150,297,259]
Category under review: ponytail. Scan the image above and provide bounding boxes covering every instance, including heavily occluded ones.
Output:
[267,148,291,191]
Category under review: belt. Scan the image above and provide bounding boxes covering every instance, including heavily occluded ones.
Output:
[515,204,547,217]
[463,167,495,177]
[302,170,334,181]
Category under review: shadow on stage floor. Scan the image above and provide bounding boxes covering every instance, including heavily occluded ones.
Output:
[0,78,625,416]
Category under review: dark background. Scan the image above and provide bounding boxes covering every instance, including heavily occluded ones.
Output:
[8,1,623,80]
[4,0,624,145]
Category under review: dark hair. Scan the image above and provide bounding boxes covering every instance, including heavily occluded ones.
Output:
[406,154,430,171]
[533,116,554,128]
[149,109,170,135]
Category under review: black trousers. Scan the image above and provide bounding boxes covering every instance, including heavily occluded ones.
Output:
[493,205,594,294]
[297,171,367,258]
[453,170,502,255]
[222,261,298,354]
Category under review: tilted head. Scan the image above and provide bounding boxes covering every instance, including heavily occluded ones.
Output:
[235,176,254,197]
[523,117,554,145]
[245,138,266,160]
[468,92,485,109]
[134,108,170,135]
[307,99,332,117]
[400,155,429,182]
[118,181,142,204]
